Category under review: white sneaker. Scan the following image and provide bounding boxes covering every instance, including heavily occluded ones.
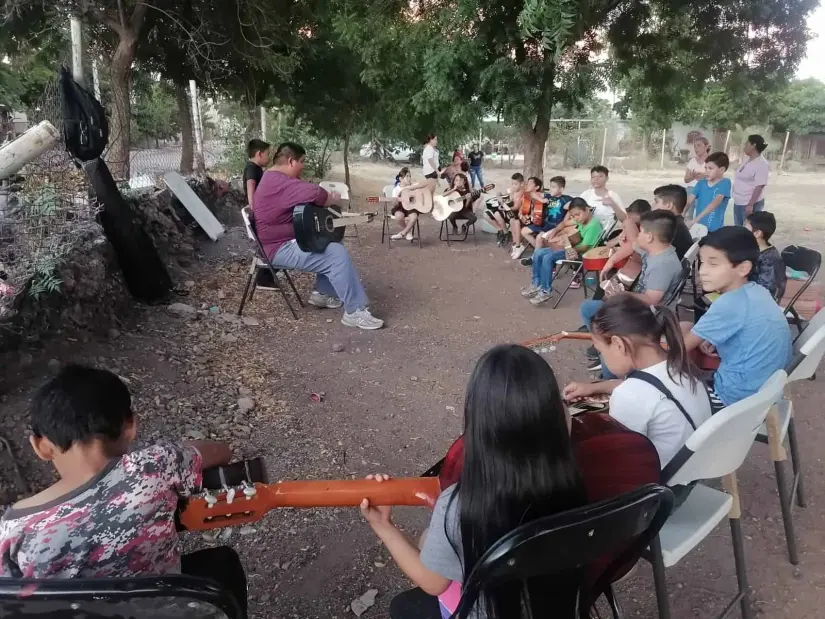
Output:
[511,245,526,260]
[405,232,414,241]
[309,291,344,309]
[391,232,404,240]
[342,308,384,330]
[521,284,540,298]
[530,289,554,305]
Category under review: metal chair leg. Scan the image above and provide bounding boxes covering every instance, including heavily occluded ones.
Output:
[236,268,255,317]
[552,264,583,309]
[649,536,671,619]
[282,270,304,307]
[729,517,753,619]
[416,219,422,249]
[603,584,623,619]
[774,459,800,564]
[787,415,806,508]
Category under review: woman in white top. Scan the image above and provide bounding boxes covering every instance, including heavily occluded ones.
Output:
[578,164,624,230]
[683,136,710,217]
[422,134,439,195]
[563,295,712,479]
[732,134,770,226]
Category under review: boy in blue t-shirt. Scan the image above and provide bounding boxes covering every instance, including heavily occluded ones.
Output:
[683,226,792,406]
[687,151,731,232]
[520,175,571,251]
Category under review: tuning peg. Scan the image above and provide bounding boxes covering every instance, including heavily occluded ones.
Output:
[204,490,218,508]
[242,481,256,499]
[225,487,236,505]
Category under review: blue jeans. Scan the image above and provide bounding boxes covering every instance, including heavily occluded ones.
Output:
[469,166,484,189]
[532,248,567,291]
[579,299,617,379]
[271,240,369,313]
[733,199,765,226]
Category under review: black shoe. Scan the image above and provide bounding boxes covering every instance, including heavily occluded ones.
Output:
[520,257,533,266]
[451,226,459,235]
[585,344,599,359]
[496,231,504,245]
[587,358,602,372]
[460,223,468,234]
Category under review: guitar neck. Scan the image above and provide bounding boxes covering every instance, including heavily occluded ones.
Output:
[521,331,592,351]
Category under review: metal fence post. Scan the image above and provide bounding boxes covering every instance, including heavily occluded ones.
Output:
[779,131,790,173]
[660,129,666,169]
[260,106,267,141]
[600,125,608,166]
[189,80,205,174]
[69,17,84,86]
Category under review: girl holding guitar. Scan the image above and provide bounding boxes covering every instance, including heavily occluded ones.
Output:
[391,167,426,241]
[359,344,587,619]
[444,172,479,235]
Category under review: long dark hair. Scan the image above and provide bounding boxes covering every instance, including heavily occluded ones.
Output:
[451,345,587,618]
[590,295,700,385]
[450,172,469,192]
[395,166,410,186]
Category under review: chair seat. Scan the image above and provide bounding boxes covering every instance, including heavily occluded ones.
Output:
[656,483,733,567]
[756,398,792,443]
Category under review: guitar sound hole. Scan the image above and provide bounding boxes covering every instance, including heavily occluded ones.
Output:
[324,216,335,232]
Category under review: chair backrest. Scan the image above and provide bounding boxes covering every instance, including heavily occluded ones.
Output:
[780,245,822,315]
[689,223,708,241]
[452,484,674,619]
[786,315,825,382]
[382,184,395,198]
[0,575,242,618]
[240,206,256,241]
[683,240,700,264]
[664,370,787,485]
[661,258,692,308]
[319,181,350,200]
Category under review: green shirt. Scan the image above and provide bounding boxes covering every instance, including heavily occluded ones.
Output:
[576,217,603,249]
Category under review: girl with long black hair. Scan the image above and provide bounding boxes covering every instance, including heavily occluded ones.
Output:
[360,344,587,618]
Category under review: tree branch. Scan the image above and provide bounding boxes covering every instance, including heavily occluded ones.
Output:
[78,0,124,37]
[117,0,127,30]
[131,1,150,33]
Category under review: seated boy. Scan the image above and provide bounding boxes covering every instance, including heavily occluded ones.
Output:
[521,199,602,305]
[579,165,625,230]
[485,173,523,246]
[0,366,246,613]
[745,211,787,300]
[593,199,652,297]
[580,210,685,374]
[244,138,270,209]
[510,176,547,260]
[653,184,695,259]
[521,175,572,249]
[682,226,792,406]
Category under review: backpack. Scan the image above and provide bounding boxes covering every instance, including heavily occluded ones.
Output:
[58,65,109,161]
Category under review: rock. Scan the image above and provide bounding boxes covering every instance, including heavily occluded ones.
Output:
[351,589,378,617]
[19,352,33,367]
[107,328,121,340]
[218,290,226,300]
[185,429,207,440]
[238,386,253,397]
[410,376,418,382]
[47,358,61,374]
[239,526,257,536]
[168,302,197,316]
[446,405,455,412]
[184,280,196,289]
[178,257,192,268]
[237,397,256,412]
[220,313,240,324]
[242,316,260,326]
[221,334,239,344]
[331,343,345,353]
[201,533,216,544]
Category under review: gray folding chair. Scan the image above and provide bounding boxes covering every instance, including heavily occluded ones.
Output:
[552,216,618,309]
[320,181,360,244]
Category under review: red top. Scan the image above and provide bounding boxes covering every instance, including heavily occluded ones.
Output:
[253,170,328,259]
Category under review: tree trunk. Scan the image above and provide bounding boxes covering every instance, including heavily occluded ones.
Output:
[521,110,550,179]
[177,83,194,175]
[108,35,138,181]
[343,131,351,188]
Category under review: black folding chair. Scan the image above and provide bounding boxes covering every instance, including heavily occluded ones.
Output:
[0,574,243,618]
[237,207,303,319]
[780,245,821,335]
[552,216,618,309]
[425,484,673,619]
[439,219,477,246]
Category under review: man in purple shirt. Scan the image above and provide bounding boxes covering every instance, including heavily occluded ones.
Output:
[253,142,383,329]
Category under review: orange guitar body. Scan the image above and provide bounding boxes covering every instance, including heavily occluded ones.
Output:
[582,247,628,272]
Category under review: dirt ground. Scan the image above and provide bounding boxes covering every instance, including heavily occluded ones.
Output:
[1,159,824,618]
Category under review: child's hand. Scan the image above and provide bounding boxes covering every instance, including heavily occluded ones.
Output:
[563,382,594,402]
[699,341,717,356]
[359,474,394,531]
[599,265,612,282]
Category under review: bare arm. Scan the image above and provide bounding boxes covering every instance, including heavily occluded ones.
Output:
[747,185,766,208]
[186,441,233,469]
[691,194,724,225]
[626,289,665,305]
[563,379,623,401]
[371,523,451,596]
[324,191,342,207]
[246,180,257,208]
[684,168,694,183]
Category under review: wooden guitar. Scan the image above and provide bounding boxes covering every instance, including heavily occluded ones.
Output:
[293,204,376,253]
[178,471,440,531]
[432,183,495,221]
[366,187,433,214]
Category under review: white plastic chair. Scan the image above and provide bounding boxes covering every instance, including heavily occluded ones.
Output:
[753,307,825,564]
[647,370,788,619]
[677,240,702,319]
[689,222,708,241]
[318,181,359,244]
[380,184,421,249]
[237,207,302,319]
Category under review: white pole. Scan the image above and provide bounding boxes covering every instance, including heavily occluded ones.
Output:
[69,17,84,86]
[92,58,101,101]
[189,80,205,174]
[660,129,667,169]
[0,121,61,180]
[723,129,731,153]
[600,126,608,166]
[260,106,266,141]
[779,131,790,173]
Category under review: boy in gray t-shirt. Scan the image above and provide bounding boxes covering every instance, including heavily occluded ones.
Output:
[635,245,683,306]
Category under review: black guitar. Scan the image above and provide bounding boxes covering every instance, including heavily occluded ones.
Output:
[293,204,376,253]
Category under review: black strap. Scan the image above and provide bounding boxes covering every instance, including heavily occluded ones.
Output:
[626,370,697,430]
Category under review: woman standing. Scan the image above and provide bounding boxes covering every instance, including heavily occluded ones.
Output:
[422,134,439,195]
[683,136,710,218]
[733,134,770,226]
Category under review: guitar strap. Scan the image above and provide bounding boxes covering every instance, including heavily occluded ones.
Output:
[625,370,698,430]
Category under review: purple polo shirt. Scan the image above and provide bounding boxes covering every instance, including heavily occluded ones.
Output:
[253,170,328,259]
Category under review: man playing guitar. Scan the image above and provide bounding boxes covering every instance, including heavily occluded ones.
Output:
[254,142,384,330]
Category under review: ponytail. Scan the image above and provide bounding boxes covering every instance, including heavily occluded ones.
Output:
[591,295,700,385]
[395,166,411,186]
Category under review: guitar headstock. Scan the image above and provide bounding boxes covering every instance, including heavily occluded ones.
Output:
[483,183,496,192]
[178,482,268,531]
[366,196,380,204]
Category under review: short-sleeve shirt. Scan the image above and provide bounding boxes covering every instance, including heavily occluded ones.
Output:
[576,216,603,249]
[579,188,624,230]
[673,218,694,260]
[253,170,329,259]
[423,145,439,176]
[609,361,712,467]
[0,443,203,579]
[634,246,683,302]
[545,194,572,227]
[391,184,404,198]
[692,282,792,405]
[467,151,484,167]
[243,162,264,201]
[754,246,787,300]
[733,156,770,205]
[685,157,706,188]
[692,178,731,232]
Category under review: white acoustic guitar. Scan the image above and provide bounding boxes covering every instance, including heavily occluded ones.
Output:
[432,184,495,221]
[366,187,433,214]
